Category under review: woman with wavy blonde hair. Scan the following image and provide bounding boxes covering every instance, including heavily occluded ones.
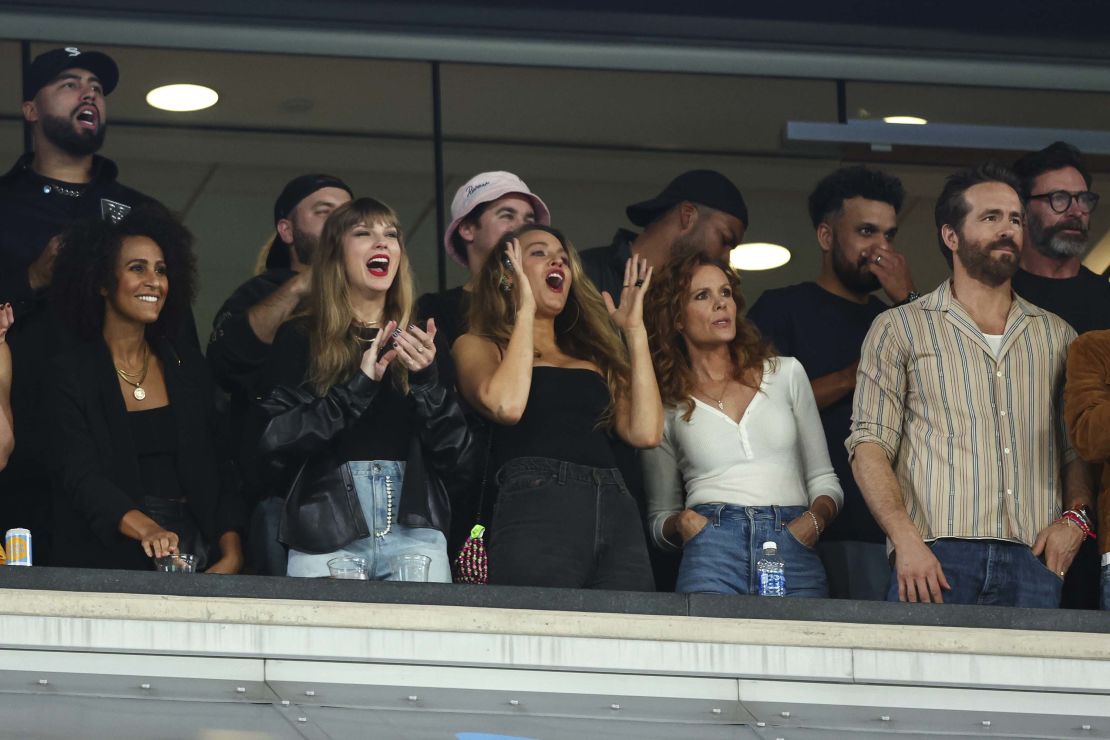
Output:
[454,224,662,590]
[642,251,842,596]
[257,198,477,580]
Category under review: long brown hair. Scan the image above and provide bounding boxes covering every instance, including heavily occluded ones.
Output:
[305,198,415,396]
[644,251,775,421]
[467,224,630,425]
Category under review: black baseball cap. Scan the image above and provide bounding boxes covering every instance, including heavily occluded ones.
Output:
[626,170,749,228]
[273,174,352,225]
[23,47,119,101]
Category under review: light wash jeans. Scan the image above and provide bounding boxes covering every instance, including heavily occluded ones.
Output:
[676,504,828,597]
[286,460,450,582]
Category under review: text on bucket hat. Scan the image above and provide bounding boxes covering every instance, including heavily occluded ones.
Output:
[444,171,551,267]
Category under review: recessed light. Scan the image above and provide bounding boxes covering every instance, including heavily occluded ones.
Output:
[883,115,928,125]
[146,84,218,112]
[729,243,791,271]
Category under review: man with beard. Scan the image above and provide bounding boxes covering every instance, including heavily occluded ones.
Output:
[0,47,163,557]
[849,163,1088,608]
[206,174,351,574]
[580,170,748,308]
[1011,143,1108,610]
[578,171,746,591]
[747,166,915,600]
[1012,142,1109,336]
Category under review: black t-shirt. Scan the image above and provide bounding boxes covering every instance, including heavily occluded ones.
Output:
[579,229,635,307]
[1012,267,1110,335]
[746,282,889,543]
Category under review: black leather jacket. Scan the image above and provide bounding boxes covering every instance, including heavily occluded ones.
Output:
[257,361,477,554]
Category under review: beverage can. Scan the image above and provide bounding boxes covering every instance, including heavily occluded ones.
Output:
[4,528,32,566]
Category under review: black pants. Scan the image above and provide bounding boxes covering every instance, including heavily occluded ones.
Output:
[488,457,654,591]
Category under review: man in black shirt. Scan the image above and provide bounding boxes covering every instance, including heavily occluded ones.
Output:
[1012,142,1107,609]
[207,174,351,574]
[580,170,747,307]
[0,47,168,555]
[747,166,917,600]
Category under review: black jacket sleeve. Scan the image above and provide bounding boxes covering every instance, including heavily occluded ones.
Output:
[408,356,480,494]
[207,273,289,395]
[48,354,137,547]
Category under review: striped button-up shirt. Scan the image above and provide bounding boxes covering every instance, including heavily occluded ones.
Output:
[847,280,1077,547]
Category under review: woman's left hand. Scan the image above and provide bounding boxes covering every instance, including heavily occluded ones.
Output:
[602,255,653,332]
[787,513,820,549]
[392,318,437,373]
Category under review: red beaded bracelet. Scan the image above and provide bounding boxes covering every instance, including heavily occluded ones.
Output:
[1061,511,1096,539]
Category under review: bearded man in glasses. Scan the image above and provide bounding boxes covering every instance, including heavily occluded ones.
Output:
[1012,142,1109,336]
[1012,142,1108,611]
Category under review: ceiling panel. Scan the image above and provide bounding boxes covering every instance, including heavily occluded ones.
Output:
[28,41,433,136]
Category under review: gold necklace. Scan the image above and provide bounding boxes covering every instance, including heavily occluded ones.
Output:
[700,375,731,412]
[353,317,382,328]
[114,345,150,401]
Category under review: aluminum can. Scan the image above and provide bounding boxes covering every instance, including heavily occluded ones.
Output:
[4,528,32,566]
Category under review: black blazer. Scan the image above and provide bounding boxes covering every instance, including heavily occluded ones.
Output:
[48,334,246,570]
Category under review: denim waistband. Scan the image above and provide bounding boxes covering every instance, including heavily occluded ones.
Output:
[690,503,807,527]
[347,460,405,476]
[497,456,624,486]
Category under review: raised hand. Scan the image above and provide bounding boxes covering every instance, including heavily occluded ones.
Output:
[602,254,653,332]
[504,238,536,316]
[867,248,916,304]
[392,318,438,373]
[359,320,398,382]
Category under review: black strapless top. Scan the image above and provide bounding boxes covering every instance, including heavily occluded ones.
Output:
[492,366,617,470]
[127,405,184,500]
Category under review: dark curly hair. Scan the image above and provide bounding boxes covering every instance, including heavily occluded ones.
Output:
[644,250,775,422]
[807,166,905,229]
[51,204,197,341]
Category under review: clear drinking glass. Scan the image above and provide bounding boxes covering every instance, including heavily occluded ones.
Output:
[392,553,431,582]
[327,556,370,580]
[155,553,197,573]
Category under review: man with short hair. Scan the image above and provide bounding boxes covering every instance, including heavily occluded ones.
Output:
[580,170,747,306]
[849,163,1088,607]
[0,47,167,556]
[207,174,352,574]
[1012,142,1110,336]
[1011,142,1107,610]
[747,166,917,600]
[417,171,550,350]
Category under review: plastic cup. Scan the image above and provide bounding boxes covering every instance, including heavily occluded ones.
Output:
[328,556,369,580]
[392,553,431,582]
[155,553,197,573]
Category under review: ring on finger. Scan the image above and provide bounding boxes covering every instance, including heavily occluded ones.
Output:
[416,345,425,353]
[634,278,644,288]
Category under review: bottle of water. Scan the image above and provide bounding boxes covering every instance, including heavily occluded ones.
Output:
[757,541,785,597]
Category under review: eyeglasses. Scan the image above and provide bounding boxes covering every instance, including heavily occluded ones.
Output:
[1028,190,1100,214]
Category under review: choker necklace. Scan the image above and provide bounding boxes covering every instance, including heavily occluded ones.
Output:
[115,345,150,401]
[353,318,382,329]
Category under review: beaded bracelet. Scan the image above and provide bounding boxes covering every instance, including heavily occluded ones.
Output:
[1060,511,1096,540]
[1064,507,1094,531]
[806,510,822,537]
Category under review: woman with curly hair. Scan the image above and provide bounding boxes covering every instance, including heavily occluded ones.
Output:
[642,251,842,596]
[255,198,476,580]
[47,205,245,571]
[453,224,662,589]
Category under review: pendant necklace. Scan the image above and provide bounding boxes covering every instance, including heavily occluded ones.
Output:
[702,376,731,412]
[115,345,150,401]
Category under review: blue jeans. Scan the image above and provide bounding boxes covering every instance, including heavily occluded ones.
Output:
[286,460,450,582]
[676,504,828,597]
[885,538,1062,608]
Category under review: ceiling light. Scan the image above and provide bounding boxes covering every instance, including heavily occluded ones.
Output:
[146,84,218,112]
[882,115,928,125]
[729,243,791,271]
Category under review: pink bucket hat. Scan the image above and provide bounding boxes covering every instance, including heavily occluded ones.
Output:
[444,171,551,267]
